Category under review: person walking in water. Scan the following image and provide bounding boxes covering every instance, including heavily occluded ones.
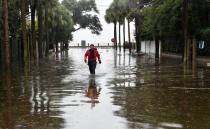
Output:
[84,44,101,74]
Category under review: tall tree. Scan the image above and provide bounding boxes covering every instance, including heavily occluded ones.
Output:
[135,16,141,53]
[105,3,118,49]
[31,0,37,59]
[183,0,189,64]
[2,0,11,67]
[127,18,131,52]
[62,0,102,35]
[45,1,49,56]
[21,0,28,61]
[123,18,126,50]
[37,0,43,58]
[119,22,121,51]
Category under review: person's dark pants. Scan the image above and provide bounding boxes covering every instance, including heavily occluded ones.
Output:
[88,61,97,74]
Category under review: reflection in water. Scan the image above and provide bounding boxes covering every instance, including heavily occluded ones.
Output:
[85,76,101,108]
[111,50,210,129]
[1,48,210,129]
[0,55,69,129]
[30,76,50,114]
[2,70,13,129]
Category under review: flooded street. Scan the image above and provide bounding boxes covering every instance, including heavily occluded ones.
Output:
[1,48,210,129]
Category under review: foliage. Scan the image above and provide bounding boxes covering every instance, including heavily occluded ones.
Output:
[105,0,210,41]
[1,0,101,57]
[62,0,102,35]
[50,4,74,43]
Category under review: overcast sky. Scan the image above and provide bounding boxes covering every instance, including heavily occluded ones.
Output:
[60,0,135,45]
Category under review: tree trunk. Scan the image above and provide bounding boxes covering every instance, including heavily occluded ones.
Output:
[187,38,191,63]
[21,0,28,61]
[31,0,37,59]
[183,0,189,64]
[45,5,49,56]
[56,42,58,53]
[52,29,56,52]
[38,0,43,58]
[155,37,159,59]
[118,22,121,51]
[2,0,11,68]
[114,21,117,50]
[123,18,125,50]
[128,18,131,53]
[135,17,141,53]
[192,36,196,65]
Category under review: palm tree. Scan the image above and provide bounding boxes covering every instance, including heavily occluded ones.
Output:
[21,0,29,61]
[44,0,57,56]
[38,0,43,58]
[118,21,121,51]
[127,18,131,53]
[2,0,10,67]
[183,0,189,64]
[123,18,126,50]
[31,0,37,59]
[105,4,118,49]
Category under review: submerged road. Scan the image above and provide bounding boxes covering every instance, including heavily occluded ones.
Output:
[1,48,210,129]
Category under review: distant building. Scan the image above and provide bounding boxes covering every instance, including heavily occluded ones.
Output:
[81,40,86,47]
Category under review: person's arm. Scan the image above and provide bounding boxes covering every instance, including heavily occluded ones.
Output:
[96,50,101,64]
[84,50,89,62]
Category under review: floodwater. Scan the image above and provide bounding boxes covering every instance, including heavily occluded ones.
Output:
[1,48,210,129]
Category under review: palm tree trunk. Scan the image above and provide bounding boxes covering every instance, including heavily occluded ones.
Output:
[38,0,43,58]
[118,22,121,51]
[135,17,140,53]
[183,0,189,64]
[31,0,37,59]
[192,36,196,66]
[2,0,11,67]
[128,18,131,53]
[45,5,49,56]
[21,0,28,61]
[155,36,159,59]
[114,21,117,50]
[123,18,125,50]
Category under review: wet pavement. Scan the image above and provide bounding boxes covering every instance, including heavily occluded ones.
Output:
[1,48,210,129]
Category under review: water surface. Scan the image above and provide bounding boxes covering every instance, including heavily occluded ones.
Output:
[0,48,210,129]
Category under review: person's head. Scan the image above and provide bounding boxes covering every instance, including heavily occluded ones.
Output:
[90,44,94,49]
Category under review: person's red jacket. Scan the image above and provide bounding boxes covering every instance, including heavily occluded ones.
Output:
[84,48,101,63]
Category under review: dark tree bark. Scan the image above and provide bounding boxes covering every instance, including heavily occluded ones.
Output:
[45,5,49,56]
[155,36,159,59]
[38,0,43,58]
[2,0,11,67]
[31,0,37,59]
[21,0,28,61]
[118,22,121,51]
[135,17,141,53]
[114,21,117,50]
[192,36,196,64]
[123,18,126,50]
[183,0,189,64]
[128,18,131,53]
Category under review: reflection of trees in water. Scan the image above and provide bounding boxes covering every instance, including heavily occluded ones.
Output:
[0,51,74,129]
[1,70,13,129]
[110,53,210,129]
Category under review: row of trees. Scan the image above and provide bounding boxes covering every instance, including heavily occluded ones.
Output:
[105,0,210,64]
[1,0,102,68]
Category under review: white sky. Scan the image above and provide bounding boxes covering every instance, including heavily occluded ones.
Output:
[60,0,135,45]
